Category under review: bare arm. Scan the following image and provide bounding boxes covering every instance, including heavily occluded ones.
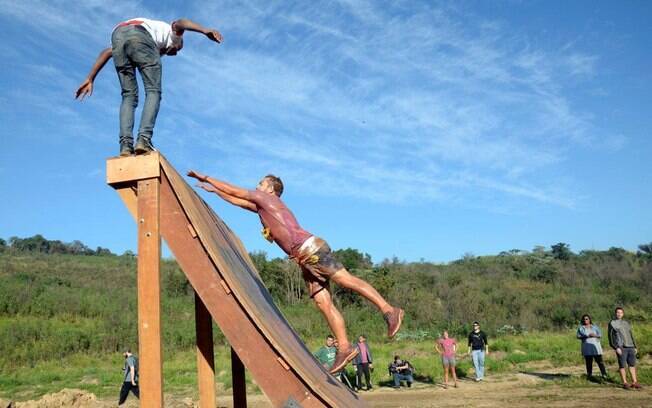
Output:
[129,366,136,385]
[197,182,257,212]
[75,47,112,100]
[188,170,251,199]
[172,18,222,43]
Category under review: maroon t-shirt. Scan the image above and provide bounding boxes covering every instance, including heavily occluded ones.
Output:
[248,190,312,256]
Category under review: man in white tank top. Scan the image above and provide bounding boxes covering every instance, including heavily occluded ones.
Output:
[75,18,222,156]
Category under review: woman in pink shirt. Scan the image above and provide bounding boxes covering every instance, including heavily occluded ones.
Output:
[435,330,458,388]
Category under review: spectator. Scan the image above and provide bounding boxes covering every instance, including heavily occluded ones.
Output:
[467,321,488,382]
[608,307,642,389]
[118,350,139,405]
[388,355,414,389]
[353,335,374,391]
[576,314,608,380]
[435,330,458,388]
[314,335,337,369]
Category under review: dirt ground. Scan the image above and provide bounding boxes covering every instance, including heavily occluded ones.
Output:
[2,365,650,408]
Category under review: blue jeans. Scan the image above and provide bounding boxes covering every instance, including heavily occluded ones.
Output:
[111,25,162,146]
[472,350,485,379]
[393,372,413,387]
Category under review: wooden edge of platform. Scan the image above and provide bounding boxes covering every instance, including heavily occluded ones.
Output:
[107,152,161,185]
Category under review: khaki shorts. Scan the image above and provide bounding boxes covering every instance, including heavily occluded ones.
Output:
[292,236,344,297]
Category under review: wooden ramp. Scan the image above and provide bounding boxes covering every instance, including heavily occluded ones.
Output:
[107,152,364,408]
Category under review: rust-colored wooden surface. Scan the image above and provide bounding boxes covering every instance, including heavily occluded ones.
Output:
[136,178,163,407]
[159,156,364,407]
[158,171,317,407]
[108,154,364,407]
[195,292,216,408]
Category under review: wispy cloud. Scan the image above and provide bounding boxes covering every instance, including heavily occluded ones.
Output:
[0,0,621,209]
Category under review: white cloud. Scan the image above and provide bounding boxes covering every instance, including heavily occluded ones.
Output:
[0,0,615,208]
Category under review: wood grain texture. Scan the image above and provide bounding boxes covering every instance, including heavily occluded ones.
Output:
[137,178,163,407]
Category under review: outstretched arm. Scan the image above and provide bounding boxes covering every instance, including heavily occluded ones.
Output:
[196,182,257,212]
[172,18,222,43]
[188,170,250,199]
[75,47,112,100]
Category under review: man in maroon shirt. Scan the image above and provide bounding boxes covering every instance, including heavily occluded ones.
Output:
[187,170,404,373]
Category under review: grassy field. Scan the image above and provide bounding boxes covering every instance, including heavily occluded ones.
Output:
[1,325,650,401]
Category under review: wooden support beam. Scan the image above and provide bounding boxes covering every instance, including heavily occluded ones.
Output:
[137,177,163,407]
[107,152,160,185]
[195,292,216,408]
[231,347,247,408]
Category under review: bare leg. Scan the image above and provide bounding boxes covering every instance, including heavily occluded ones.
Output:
[629,366,638,384]
[619,368,628,384]
[331,268,392,313]
[452,365,458,386]
[443,365,449,387]
[312,288,350,348]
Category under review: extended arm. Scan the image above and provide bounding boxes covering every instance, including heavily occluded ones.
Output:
[197,182,257,212]
[172,18,222,43]
[188,170,251,199]
[75,47,112,100]
[129,365,136,385]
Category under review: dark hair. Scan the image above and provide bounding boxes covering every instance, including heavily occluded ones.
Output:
[615,307,624,313]
[394,355,400,360]
[326,335,334,340]
[472,321,480,326]
[580,314,592,325]
[264,174,284,196]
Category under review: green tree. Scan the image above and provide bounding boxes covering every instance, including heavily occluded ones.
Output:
[0,238,6,253]
[332,248,372,271]
[551,242,572,260]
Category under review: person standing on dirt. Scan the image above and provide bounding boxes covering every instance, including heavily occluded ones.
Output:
[436,329,458,388]
[118,350,139,405]
[353,335,375,391]
[467,321,488,382]
[75,17,222,156]
[608,307,642,389]
[576,314,608,381]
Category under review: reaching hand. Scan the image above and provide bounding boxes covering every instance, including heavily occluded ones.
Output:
[196,182,214,192]
[75,78,93,100]
[187,170,207,181]
[206,29,223,43]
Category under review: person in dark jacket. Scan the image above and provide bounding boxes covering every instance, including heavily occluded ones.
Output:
[576,314,607,380]
[608,307,642,389]
[353,335,374,391]
[388,355,414,388]
[467,321,489,381]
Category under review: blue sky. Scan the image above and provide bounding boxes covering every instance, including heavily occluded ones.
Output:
[0,0,650,263]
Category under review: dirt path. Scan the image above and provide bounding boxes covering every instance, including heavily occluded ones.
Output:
[3,365,650,407]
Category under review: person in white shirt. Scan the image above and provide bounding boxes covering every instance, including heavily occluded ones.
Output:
[75,18,222,156]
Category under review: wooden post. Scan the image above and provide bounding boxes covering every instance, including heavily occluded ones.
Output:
[231,347,247,408]
[195,292,216,408]
[137,177,163,407]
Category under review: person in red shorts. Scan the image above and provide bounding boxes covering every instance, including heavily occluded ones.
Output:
[187,170,404,373]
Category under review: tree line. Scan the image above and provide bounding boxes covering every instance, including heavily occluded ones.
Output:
[0,235,115,256]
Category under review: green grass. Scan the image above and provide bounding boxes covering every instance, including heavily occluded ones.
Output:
[3,325,649,401]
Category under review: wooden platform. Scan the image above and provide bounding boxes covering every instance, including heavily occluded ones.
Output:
[107,153,364,408]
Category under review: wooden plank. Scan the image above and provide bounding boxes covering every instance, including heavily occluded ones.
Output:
[137,177,163,408]
[158,172,323,407]
[115,185,138,221]
[195,292,216,408]
[107,152,160,185]
[231,347,247,408]
[158,156,363,407]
